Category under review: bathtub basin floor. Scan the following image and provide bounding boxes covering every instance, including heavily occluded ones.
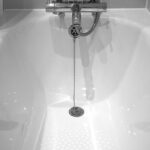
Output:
[40,103,119,150]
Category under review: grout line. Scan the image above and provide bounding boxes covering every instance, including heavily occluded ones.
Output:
[0,0,3,15]
[146,0,150,12]
[145,0,148,8]
[146,7,150,13]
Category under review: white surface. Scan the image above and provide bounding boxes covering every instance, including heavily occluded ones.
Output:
[0,9,150,150]
[41,105,118,150]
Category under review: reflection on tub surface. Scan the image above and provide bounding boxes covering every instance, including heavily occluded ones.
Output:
[132,121,150,133]
[48,14,140,102]
[0,120,18,130]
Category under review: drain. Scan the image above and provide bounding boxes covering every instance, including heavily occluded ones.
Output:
[68,25,81,38]
[69,106,84,117]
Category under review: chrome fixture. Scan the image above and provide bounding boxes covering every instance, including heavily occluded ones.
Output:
[46,0,107,38]
[46,0,107,117]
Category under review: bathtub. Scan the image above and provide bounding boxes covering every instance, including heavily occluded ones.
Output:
[0,9,150,150]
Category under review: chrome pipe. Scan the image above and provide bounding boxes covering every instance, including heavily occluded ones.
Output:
[46,2,107,13]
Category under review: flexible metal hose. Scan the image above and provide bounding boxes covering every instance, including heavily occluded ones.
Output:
[78,12,100,37]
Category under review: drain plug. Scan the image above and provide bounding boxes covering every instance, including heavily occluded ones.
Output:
[69,106,84,117]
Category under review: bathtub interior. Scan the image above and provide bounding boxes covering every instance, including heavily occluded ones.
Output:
[0,9,150,150]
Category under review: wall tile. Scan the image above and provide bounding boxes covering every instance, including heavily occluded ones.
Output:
[148,0,150,11]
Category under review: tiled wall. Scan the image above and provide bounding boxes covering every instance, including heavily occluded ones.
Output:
[0,0,3,14]
[148,0,150,11]
[4,0,45,9]
[110,0,146,8]
[3,0,147,9]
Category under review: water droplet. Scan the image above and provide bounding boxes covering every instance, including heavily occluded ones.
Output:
[9,138,13,141]
[23,107,27,111]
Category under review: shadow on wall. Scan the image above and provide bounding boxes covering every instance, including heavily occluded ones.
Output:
[49,14,141,102]
[0,10,32,29]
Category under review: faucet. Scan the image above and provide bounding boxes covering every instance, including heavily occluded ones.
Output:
[46,0,107,38]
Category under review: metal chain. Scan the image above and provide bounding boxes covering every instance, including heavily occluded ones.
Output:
[73,38,76,107]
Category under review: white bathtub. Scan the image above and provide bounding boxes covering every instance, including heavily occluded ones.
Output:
[0,9,150,150]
